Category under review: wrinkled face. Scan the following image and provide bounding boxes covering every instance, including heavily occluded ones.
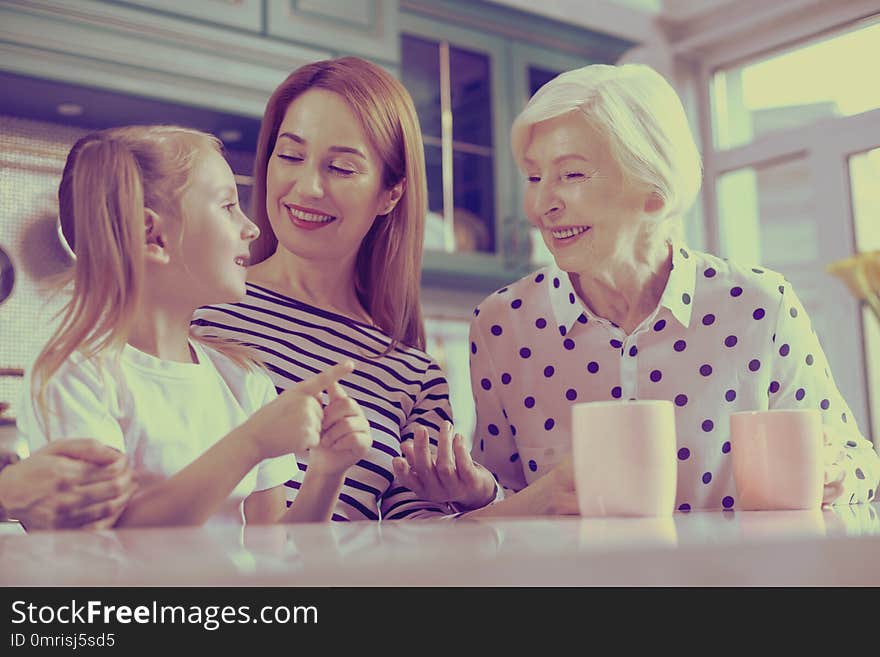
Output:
[174,149,259,304]
[264,89,399,267]
[522,111,651,273]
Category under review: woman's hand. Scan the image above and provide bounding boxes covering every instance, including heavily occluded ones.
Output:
[459,454,579,518]
[307,381,372,476]
[246,361,354,459]
[0,439,135,530]
[822,427,847,505]
[538,455,580,515]
[392,423,497,510]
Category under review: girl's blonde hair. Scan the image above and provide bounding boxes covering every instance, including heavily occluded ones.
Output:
[32,125,250,431]
[511,63,703,240]
[250,56,428,351]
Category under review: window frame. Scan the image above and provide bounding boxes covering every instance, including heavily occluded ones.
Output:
[689,7,880,443]
[400,13,515,273]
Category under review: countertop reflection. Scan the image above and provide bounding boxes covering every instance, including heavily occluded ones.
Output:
[2,504,879,586]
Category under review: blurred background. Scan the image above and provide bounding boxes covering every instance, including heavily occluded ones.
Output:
[0,0,878,450]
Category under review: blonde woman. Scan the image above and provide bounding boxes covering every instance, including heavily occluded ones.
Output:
[193,57,500,520]
[18,125,371,527]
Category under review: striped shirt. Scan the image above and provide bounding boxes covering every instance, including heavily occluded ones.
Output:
[191,282,454,521]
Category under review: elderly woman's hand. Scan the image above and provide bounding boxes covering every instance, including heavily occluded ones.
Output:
[459,454,579,518]
[0,439,135,530]
[529,454,580,515]
[822,427,848,505]
[392,423,497,511]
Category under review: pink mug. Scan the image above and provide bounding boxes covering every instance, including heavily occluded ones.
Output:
[730,409,824,511]
[571,400,677,517]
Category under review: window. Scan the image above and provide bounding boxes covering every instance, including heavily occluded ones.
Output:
[849,148,880,253]
[402,33,496,255]
[715,157,817,269]
[528,66,558,97]
[710,16,880,150]
[700,13,880,442]
[848,148,880,442]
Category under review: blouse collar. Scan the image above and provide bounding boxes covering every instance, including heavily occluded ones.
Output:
[546,240,697,333]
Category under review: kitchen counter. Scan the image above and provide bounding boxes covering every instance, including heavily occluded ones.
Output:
[3,504,879,586]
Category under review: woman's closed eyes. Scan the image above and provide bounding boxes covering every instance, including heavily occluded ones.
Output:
[275,153,359,177]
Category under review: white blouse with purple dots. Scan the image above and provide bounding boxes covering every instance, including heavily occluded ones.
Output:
[468,243,880,511]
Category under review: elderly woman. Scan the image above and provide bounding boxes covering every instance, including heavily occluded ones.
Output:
[396,63,879,514]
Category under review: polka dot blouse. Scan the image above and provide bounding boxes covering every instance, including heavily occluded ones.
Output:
[469,244,879,511]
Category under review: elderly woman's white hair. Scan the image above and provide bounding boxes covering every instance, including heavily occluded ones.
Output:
[511,64,703,234]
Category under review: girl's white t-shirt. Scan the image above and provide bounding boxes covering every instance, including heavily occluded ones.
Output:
[18,340,297,525]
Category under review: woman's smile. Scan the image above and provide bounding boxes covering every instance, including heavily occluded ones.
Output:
[548,225,591,246]
[285,203,337,231]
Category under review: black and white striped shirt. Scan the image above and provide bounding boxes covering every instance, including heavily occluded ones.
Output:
[192,282,453,520]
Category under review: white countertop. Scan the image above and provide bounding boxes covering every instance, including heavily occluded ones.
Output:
[2,504,879,586]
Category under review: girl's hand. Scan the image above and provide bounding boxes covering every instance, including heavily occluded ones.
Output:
[307,382,371,476]
[247,361,355,460]
[392,423,497,510]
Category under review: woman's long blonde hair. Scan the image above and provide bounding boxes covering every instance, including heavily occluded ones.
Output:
[31,125,228,430]
[250,57,428,351]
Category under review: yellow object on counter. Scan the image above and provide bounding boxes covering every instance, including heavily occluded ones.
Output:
[827,251,880,323]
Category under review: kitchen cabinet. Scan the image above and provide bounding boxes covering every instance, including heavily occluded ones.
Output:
[266,0,399,64]
[103,0,263,32]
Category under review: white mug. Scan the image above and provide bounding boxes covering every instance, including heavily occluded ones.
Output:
[571,400,678,517]
[730,409,824,511]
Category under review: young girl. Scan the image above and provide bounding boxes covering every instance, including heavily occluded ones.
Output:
[17,125,372,527]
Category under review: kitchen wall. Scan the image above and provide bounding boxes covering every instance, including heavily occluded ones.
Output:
[0,116,82,423]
